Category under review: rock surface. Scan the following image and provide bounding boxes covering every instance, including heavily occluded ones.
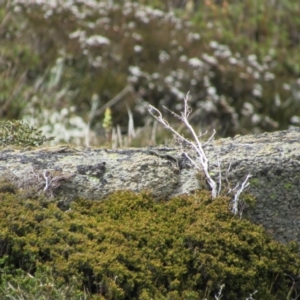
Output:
[1,128,300,244]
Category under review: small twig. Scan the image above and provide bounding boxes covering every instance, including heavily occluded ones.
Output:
[245,290,258,300]
[43,170,51,191]
[148,92,217,198]
[217,151,222,196]
[215,284,225,300]
[231,174,252,216]
[203,129,216,145]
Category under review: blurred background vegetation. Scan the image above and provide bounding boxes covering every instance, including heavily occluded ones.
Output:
[1,0,300,147]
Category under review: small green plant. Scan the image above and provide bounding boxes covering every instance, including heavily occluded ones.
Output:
[102,107,113,143]
[249,178,260,187]
[0,120,54,147]
[284,182,293,190]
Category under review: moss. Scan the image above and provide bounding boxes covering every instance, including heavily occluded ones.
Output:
[284,182,293,190]
[0,178,17,194]
[0,188,299,299]
[249,178,261,187]
[241,193,256,208]
[195,171,210,191]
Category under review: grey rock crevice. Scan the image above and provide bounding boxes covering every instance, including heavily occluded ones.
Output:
[1,128,300,244]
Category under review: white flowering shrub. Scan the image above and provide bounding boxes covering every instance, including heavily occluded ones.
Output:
[1,0,300,145]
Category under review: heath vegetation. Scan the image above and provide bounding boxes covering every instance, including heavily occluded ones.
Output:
[1,1,300,299]
[0,185,299,299]
[1,0,300,146]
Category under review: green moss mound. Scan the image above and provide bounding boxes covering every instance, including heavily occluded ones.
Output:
[0,189,299,299]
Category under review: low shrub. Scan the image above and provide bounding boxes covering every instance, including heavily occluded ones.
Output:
[2,1,300,146]
[0,187,299,299]
[0,120,53,147]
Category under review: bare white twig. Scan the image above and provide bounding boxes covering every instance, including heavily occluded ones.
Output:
[217,151,222,196]
[148,92,218,198]
[43,170,51,191]
[245,290,258,300]
[215,284,225,300]
[203,129,216,145]
[231,174,252,216]
[148,92,252,212]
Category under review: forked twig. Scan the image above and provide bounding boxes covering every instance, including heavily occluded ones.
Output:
[148,92,218,198]
[148,92,252,214]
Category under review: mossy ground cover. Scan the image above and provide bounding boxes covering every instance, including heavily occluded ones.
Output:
[0,185,299,299]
